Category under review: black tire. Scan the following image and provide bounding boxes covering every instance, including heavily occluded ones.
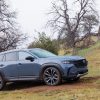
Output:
[43,67,61,86]
[0,75,5,90]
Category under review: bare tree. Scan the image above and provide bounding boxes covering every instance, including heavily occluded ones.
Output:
[47,0,99,55]
[82,14,99,45]
[0,0,24,52]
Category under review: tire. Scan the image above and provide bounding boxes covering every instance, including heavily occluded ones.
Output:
[43,67,61,86]
[0,75,5,90]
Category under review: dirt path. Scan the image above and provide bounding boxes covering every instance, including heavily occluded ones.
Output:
[4,76,100,93]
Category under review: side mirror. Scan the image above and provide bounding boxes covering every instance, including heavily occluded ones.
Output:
[25,56,34,62]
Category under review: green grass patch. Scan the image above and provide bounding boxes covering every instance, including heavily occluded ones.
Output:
[78,41,100,56]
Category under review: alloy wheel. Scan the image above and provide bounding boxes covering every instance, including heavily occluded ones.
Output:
[43,67,61,86]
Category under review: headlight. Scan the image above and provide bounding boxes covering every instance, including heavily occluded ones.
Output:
[62,60,71,64]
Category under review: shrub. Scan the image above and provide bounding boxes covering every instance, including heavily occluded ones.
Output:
[28,32,59,54]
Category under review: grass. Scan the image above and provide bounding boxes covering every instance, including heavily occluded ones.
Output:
[0,85,100,100]
[0,42,100,100]
[78,41,100,56]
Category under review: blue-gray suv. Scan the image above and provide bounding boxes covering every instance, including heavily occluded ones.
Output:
[0,48,88,90]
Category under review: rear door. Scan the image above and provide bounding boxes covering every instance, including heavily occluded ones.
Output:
[2,52,18,80]
[0,54,5,70]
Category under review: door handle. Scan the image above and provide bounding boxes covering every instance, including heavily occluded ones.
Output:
[18,63,22,65]
[0,64,4,67]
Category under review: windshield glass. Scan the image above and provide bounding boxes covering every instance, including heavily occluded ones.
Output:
[30,49,57,58]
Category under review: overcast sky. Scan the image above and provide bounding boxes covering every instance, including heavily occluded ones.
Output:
[9,0,52,38]
[9,0,100,47]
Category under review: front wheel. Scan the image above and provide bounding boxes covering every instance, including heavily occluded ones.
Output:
[0,75,5,90]
[43,67,61,86]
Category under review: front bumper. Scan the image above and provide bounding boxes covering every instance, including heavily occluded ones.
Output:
[77,72,88,77]
[63,66,88,79]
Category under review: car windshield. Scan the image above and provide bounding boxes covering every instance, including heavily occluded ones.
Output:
[30,49,57,58]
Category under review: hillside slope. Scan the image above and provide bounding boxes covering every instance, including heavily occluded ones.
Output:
[0,42,100,100]
[78,42,100,77]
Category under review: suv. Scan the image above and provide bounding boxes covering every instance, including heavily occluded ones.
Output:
[0,48,88,90]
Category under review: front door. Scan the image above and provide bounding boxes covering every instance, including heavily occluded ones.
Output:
[18,51,40,79]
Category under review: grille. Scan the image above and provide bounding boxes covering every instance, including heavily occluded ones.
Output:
[72,59,87,68]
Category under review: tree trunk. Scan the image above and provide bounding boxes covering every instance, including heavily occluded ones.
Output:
[72,46,78,55]
[98,32,100,41]
[98,26,100,41]
[87,34,91,46]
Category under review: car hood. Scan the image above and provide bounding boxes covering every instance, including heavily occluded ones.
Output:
[46,56,85,61]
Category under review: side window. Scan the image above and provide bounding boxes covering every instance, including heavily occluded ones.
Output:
[5,52,17,61]
[19,51,32,60]
[0,54,4,62]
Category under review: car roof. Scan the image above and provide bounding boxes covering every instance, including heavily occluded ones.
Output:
[0,48,41,55]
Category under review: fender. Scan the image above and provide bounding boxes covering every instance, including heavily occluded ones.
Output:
[39,63,64,79]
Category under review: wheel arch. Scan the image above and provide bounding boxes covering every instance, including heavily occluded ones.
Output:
[39,63,64,80]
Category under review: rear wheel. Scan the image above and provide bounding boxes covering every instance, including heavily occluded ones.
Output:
[43,67,61,86]
[0,75,5,90]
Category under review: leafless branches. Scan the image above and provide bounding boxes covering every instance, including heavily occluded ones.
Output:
[0,0,24,52]
[47,0,99,54]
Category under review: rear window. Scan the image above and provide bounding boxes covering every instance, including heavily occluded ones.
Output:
[0,54,4,62]
[18,51,33,60]
[5,52,17,61]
